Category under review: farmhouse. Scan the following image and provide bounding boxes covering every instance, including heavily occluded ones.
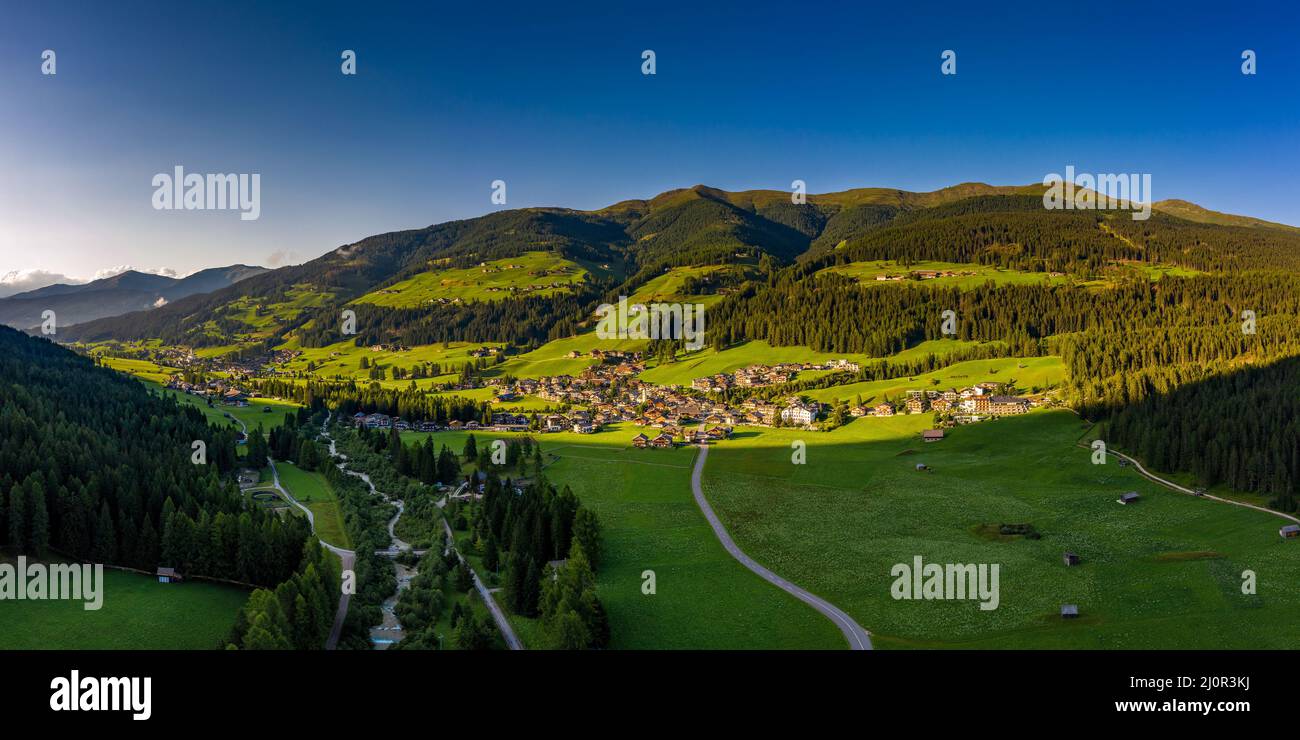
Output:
[1063,552,1080,566]
[631,433,650,448]
[649,433,674,448]
[1061,604,1079,619]
[1118,492,1140,505]
[922,429,945,443]
[1281,524,1300,539]
[156,567,182,584]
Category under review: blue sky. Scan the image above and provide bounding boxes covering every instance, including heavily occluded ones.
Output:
[1,0,1297,285]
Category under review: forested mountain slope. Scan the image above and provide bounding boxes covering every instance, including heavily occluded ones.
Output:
[57,182,1300,351]
[0,326,313,584]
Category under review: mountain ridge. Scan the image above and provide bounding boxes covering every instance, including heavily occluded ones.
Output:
[53,182,1300,348]
[0,264,267,331]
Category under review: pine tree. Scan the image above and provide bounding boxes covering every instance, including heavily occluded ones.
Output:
[463,433,478,462]
[7,481,25,552]
[91,502,116,564]
[572,507,603,569]
[27,481,49,556]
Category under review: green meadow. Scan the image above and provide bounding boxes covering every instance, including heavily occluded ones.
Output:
[801,355,1065,405]
[639,338,1000,388]
[700,410,1300,649]
[142,380,299,437]
[275,462,352,549]
[225,284,330,331]
[486,332,648,380]
[818,260,1071,290]
[399,407,1300,649]
[399,426,844,649]
[275,338,502,388]
[354,251,594,308]
[623,264,733,307]
[98,356,178,383]
[0,556,248,650]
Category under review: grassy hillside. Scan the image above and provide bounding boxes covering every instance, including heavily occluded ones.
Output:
[142,380,299,435]
[818,260,1071,290]
[638,338,998,387]
[623,264,735,307]
[276,338,502,386]
[487,332,648,379]
[353,251,597,308]
[701,410,1300,648]
[801,355,1065,405]
[275,462,351,550]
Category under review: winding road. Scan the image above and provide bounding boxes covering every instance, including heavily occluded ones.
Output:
[1088,443,1300,526]
[690,444,873,651]
[266,456,356,650]
[232,411,356,648]
[440,517,525,650]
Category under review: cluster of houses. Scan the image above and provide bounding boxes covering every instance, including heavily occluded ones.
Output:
[856,384,1035,423]
[350,409,602,435]
[563,349,640,362]
[632,424,733,449]
[165,377,253,407]
[871,268,975,282]
[483,282,571,295]
[691,359,860,393]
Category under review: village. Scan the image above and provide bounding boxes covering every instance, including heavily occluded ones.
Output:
[155,343,1045,451]
[335,355,1042,450]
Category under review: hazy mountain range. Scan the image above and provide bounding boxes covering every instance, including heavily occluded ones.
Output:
[0,265,267,331]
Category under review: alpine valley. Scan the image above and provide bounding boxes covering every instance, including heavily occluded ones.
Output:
[5,181,1299,651]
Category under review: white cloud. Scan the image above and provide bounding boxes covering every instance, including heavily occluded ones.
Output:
[93,265,180,280]
[0,269,83,298]
[266,250,304,267]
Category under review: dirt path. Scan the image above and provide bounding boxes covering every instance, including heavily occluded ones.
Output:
[1082,442,1300,526]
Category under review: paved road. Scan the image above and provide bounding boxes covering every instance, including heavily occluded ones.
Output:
[690,444,873,650]
[440,517,524,650]
[1090,444,1300,526]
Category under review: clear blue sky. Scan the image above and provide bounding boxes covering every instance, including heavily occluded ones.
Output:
[1,0,1297,283]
